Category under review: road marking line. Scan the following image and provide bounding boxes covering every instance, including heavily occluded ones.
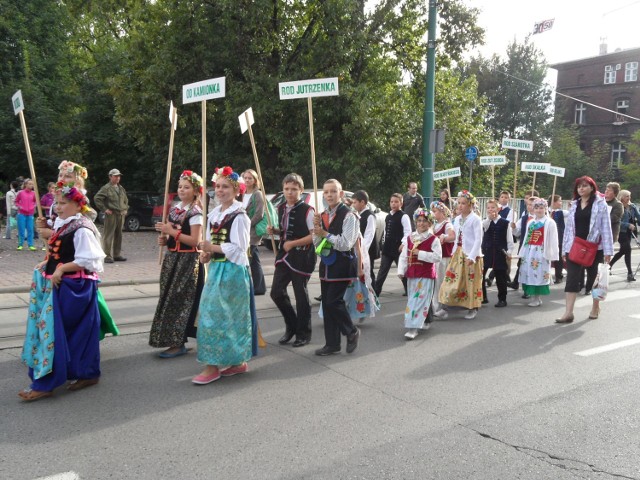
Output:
[574,337,640,357]
[35,472,80,480]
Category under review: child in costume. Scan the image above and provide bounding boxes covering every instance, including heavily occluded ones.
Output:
[549,194,568,283]
[192,167,253,384]
[313,179,360,356]
[268,173,316,347]
[398,209,442,339]
[438,190,484,319]
[431,201,455,318]
[149,170,204,358]
[481,199,514,307]
[518,198,559,307]
[19,182,106,401]
[374,193,411,296]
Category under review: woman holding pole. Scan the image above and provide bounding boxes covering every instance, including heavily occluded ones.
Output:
[242,169,267,295]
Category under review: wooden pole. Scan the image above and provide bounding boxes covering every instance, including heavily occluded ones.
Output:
[551,175,557,210]
[491,165,495,200]
[512,149,519,219]
[201,100,208,241]
[245,111,278,253]
[158,106,178,264]
[531,172,537,197]
[446,178,452,211]
[18,111,42,218]
[307,97,320,210]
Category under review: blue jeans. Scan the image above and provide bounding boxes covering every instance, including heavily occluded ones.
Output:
[17,213,34,247]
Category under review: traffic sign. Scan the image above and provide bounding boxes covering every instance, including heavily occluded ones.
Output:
[465,146,478,161]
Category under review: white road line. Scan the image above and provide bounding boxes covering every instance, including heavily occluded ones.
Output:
[35,473,80,480]
[574,337,640,357]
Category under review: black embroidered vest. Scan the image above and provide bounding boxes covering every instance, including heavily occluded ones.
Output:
[359,208,380,260]
[319,203,357,281]
[45,217,97,275]
[275,200,316,275]
[382,210,407,257]
[167,204,202,252]
[209,211,241,261]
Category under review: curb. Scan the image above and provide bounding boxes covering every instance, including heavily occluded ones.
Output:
[0,278,159,295]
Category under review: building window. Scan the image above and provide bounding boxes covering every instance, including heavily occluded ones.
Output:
[604,65,616,84]
[611,141,626,167]
[616,99,630,113]
[625,62,638,82]
[574,102,586,124]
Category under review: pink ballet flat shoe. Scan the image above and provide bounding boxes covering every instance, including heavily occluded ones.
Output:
[192,370,221,385]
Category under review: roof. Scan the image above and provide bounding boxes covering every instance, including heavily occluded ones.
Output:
[550,46,640,70]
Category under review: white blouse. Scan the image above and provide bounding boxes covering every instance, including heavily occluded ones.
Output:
[205,201,250,266]
[451,212,483,262]
[53,214,105,273]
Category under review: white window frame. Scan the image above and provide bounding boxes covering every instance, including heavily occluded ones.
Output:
[625,62,638,82]
[574,102,586,124]
[604,65,616,84]
[616,99,629,113]
[611,141,626,168]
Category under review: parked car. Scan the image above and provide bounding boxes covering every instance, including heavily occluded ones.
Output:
[95,191,162,232]
[262,189,387,250]
[151,193,180,224]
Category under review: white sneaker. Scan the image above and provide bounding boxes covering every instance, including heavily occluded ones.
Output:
[528,298,542,307]
[464,309,477,320]
[404,329,418,340]
[434,309,448,319]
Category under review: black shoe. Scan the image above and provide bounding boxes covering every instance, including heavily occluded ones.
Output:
[521,293,530,299]
[627,274,636,282]
[292,337,311,347]
[554,277,564,284]
[278,331,295,345]
[402,292,408,296]
[481,299,489,305]
[346,328,360,354]
[507,282,518,290]
[485,279,493,287]
[315,345,340,356]
[584,290,591,296]
[314,295,322,302]
[114,256,127,261]
[104,256,114,264]
[495,300,507,308]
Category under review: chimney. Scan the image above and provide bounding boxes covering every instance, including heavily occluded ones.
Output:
[599,37,608,55]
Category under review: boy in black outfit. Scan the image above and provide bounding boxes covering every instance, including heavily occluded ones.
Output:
[482,199,514,307]
[313,179,360,356]
[268,174,316,347]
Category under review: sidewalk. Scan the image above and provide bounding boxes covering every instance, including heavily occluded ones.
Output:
[0,230,278,293]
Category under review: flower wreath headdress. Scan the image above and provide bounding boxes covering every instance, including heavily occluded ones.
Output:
[58,160,88,180]
[457,189,477,204]
[56,181,89,213]
[532,197,548,209]
[430,201,451,218]
[413,207,435,224]
[180,170,203,192]
[211,166,241,187]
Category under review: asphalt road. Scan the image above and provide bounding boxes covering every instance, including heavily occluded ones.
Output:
[1,263,640,480]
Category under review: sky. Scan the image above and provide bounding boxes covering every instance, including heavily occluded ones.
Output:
[471,0,640,87]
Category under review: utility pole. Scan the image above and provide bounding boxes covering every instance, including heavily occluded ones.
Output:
[420,0,437,203]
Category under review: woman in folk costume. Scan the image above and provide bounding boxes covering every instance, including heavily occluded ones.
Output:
[431,201,455,319]
[192,166,253,384]
[438,190,484,319]
[518,198,559,307]
[19,182,106,401]
[149,170,204,358]
[398,208,442,339]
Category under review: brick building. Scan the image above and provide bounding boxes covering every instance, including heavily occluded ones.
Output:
[551,46,640,173]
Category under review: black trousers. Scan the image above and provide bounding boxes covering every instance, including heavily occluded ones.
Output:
[610,232,632,274]
[374,252,407,295]
[483,267,508,302]
[321,280,356,349]
[249,245,266,295]
[553,241,564,280]
[270,263,312,340]
[565,250,604,293]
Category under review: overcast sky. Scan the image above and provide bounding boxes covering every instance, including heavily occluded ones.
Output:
[472,0,640,86]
